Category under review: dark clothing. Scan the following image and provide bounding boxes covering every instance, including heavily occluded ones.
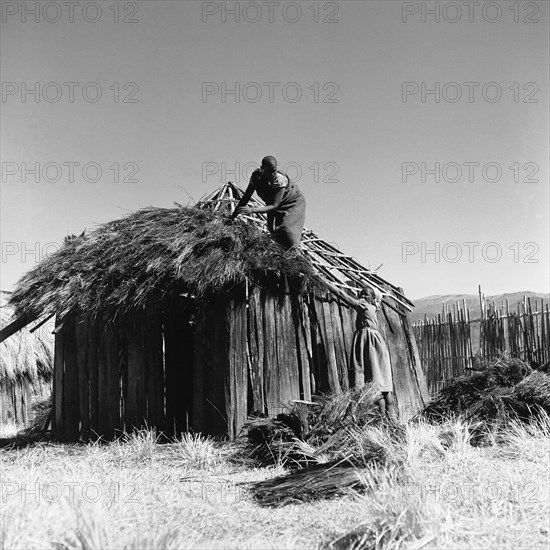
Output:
[250,169,306,248]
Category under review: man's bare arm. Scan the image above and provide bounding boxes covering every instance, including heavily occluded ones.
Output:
[232,181,256,219]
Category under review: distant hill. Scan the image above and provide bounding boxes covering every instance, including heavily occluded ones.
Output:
[410,291,549,322]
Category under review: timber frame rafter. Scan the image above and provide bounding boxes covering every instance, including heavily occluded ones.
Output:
[195,181,414,314]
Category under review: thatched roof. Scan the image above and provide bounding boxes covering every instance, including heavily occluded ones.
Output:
[8,182,414,325]
[0,294,53,389]
[9,205,317,321]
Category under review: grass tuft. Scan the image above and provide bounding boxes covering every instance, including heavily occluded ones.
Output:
[173,432,226,471]
[117,427,161,462]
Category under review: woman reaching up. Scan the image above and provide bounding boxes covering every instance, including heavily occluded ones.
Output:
[325,281,397,420]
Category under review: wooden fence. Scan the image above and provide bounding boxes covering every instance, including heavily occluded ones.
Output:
[413,293,549,394]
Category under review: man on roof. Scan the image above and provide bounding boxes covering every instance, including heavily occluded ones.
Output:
[232,155,306,250]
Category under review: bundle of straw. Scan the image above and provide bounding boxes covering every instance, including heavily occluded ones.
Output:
[420,356,550,432]
[20,395,52,438]
[239,384,387,468]
[240,386,407,505]
[0,300,53,391]
[250,462,366,506]
[508,371,550,418]
[248,426,406,506]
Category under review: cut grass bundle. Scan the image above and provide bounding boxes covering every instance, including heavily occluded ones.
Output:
[420,356,550,437]
[18,395,52,439]
[248,425,407,506]
[0,299,53,391]
[9,207,318,321]
[509,371,550,417]
[305,384,384,445]
[251,462,366,506]
[0,295,53,432]
[240,386,409,506]
[239,415,300,466]
[239,384,387,468]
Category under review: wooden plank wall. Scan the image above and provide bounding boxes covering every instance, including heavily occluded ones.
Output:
[192,297,231,436]
[0,384,34,427]
[228,297,249,435]
[291,294,312,401]
[125,309,146,433]
[304,293,330,393]
[307,291,354,394]
[52,283,427,441]
[393,289,430,418]
[164,300,191,436]
[52,323,65,438]
[247,284,266,414]
[54,308,170,441]
[63,312,80,440]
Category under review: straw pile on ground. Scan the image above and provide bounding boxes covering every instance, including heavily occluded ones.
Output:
[9,207,318,321]
[420,356,550,433]
[238,385,407,506]
[18,395,53,438]
[241,384,396,467]
[0,295,53,392]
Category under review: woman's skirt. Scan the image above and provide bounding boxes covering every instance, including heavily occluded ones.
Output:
[350,327,393,392]
[272,190,306,249]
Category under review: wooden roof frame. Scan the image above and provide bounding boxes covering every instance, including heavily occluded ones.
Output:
[196,181,414,314]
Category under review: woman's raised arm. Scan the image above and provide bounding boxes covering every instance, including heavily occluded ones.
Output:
[323,279,362,310]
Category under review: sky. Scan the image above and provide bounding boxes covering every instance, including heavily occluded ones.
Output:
[1,0,548,300]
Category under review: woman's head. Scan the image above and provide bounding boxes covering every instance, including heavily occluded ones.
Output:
[360,286,382,304]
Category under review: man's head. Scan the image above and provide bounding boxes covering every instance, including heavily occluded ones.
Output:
[261,155,278,175]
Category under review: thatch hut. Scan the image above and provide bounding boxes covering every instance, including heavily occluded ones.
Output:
[1,183,428,441]
[0,291,53,427]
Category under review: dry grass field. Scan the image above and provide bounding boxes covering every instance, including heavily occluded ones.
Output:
[1,416,549,550]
